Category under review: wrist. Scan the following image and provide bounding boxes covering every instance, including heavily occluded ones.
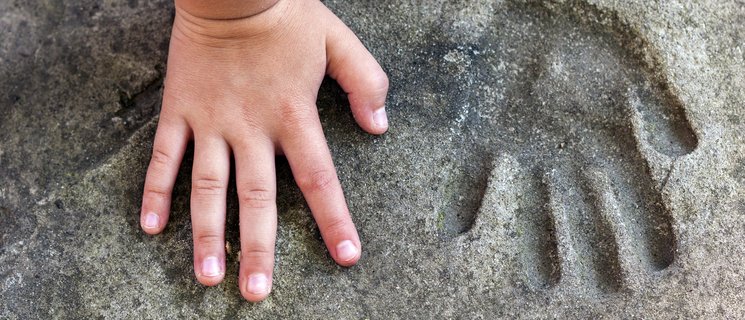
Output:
[172,0,292,44]
[175,0,281,20]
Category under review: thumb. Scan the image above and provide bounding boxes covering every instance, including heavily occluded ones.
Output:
[326,21,390,135]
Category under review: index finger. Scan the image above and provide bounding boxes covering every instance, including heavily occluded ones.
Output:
[279,106,361,267]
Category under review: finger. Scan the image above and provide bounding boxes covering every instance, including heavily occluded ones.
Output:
[326,19,390,135]
[140,113,190,234]
[232,136,277,302]
[190,134,231,286]
[280,108,361,267]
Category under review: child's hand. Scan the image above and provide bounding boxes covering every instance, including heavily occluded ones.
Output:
[139,0,389,302]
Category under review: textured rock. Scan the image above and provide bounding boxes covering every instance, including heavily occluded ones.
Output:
[1,0,744,318]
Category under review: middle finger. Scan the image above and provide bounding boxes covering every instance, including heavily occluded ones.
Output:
[190,133,231,286]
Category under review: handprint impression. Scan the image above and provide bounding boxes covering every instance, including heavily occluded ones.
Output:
[434,3,698,292]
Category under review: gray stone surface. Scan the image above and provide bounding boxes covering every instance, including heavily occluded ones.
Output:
[1,0,744,318]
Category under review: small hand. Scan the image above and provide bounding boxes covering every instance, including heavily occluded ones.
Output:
[139,0,389,302]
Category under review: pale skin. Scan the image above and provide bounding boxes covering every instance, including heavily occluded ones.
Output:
[139,0,389,302]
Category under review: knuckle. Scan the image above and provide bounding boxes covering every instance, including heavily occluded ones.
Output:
[296,169,337,193]
[150,148,173,167]
[321,215,353,237]
[194,232,223,247]
[368,71,390,94]
[238,186,275,209]
[238,109,265,135]
[192,176,226,196]
[241,244,274,260]
[144,185,170,200]
[278,102,314,129]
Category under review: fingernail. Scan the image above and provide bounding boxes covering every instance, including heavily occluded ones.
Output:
[336,240,359,262]
[373,107,388,129]
[144,213,159,229]
[247,273,269,295]
[201,256,222,277]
